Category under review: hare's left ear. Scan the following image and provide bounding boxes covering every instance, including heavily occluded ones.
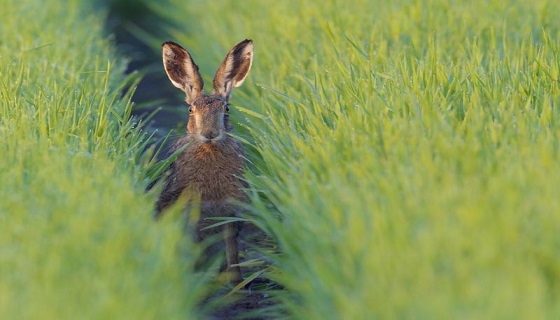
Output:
[212,39,253,101]
[162,41,204,105]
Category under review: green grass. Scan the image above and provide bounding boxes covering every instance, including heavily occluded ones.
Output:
[159,0,560,318]
[0,0,204,319]
[3,0,560,318]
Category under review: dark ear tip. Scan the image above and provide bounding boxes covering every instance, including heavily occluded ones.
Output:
[162,41,182,49]
[241,39,253,45]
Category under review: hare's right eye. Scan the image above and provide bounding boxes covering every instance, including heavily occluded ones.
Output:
[188,106,193,113]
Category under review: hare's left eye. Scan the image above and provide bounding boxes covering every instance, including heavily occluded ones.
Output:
[225,105,230,113]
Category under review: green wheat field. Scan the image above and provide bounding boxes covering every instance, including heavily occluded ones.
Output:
[1,0,560,319]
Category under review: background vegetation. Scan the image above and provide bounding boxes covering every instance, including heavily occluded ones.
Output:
[2,0,560,319]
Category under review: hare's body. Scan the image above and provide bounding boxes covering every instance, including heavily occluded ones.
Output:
[158,122,247,208]
[156,40,253,283]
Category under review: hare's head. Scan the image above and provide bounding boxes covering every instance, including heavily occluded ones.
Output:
[162,40,253,144]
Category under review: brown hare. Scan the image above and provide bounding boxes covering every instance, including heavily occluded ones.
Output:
[156,39,253,284]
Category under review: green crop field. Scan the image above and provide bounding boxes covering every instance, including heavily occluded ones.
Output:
[0,0,205,319]
[2,0,560,319]
[161,0,560,318]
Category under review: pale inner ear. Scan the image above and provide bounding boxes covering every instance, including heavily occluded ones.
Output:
[213,40,253,100]
[162,41,204,104]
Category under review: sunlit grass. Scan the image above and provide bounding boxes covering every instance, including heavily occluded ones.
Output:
[161,0,560,318]
[0,0,204,319]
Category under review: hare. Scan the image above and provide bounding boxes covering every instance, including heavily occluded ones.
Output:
[156,39,253,284]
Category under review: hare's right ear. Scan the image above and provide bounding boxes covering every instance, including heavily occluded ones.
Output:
[212,39,253,101]
[162,41,204,105]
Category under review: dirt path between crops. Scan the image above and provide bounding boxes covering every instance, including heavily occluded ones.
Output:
[105,5,281,319]
[204,224,280,320]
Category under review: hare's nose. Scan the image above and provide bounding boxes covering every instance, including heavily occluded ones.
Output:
[201,129,219,140]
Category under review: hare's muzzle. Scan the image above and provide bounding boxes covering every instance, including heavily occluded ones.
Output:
[196,125,226,144]
[200,129,220,140]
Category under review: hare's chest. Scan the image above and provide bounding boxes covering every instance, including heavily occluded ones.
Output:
[174,146,245,201]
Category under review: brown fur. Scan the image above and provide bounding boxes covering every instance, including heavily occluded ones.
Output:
[156,40,253,284]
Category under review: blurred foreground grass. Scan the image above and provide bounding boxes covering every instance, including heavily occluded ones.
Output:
[0,0,202,318]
